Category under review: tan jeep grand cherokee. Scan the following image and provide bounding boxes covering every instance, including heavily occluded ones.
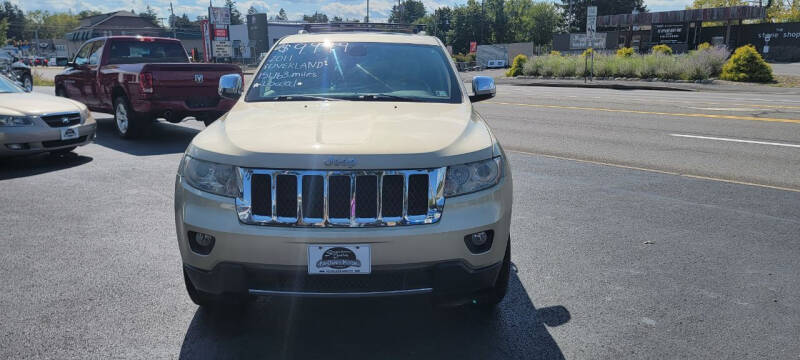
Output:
[175,26,513,309]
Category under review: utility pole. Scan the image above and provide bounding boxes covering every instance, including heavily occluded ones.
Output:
[481,0,485,44]
[170,2,176,38]
[366,0,370,23]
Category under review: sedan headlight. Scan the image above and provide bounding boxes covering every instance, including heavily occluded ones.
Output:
[181,155,241,197]
[444,156,503,197]
[0,115,34,127]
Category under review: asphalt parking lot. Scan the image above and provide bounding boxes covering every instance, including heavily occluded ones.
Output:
[2,85,799,359]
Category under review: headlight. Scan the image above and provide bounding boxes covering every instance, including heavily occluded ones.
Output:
[80,107,91,121]
[181,155,241,197]
[444,156,503,197]
[0,115,34,126]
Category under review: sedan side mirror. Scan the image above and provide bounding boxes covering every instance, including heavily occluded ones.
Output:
[218,74,243,100]
[470,76,496,102]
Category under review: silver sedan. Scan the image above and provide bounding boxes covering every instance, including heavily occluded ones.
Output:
[0,75,96,157]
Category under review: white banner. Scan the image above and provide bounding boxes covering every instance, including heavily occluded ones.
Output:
[213,40,233,58]
[570,33,607,49]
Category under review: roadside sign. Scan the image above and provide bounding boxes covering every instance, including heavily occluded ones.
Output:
[469,41,477,53]
[587,6,598,37]
[209,7,231,25]
[213,40,233,58]
[214,28,228,38]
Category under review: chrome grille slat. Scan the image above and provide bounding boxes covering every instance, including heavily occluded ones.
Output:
[236,168,446,227]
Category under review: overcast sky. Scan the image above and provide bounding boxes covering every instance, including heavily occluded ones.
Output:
[9,0,693,24]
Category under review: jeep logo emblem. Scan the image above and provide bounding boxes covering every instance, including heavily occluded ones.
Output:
[324,157,357,168]
[193,74,204,83]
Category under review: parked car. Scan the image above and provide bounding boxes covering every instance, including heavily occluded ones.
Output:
[0,52,33,92]
[54,36,242,139]
[175,28,512,310]
[0,74,96,157]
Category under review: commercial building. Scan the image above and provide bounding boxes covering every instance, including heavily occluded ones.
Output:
[550,5,800,61]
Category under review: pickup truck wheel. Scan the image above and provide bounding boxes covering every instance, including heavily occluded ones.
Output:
[55,86,66,97]
[113,97,143,139]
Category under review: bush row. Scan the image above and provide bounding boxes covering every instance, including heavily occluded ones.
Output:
[520,46,730,80]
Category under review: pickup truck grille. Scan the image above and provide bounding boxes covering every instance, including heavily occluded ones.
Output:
[41,113,81,128]
[236,168,446,227]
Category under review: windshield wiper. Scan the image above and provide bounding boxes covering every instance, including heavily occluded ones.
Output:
[354,94,425,102]
[273,95,341,101]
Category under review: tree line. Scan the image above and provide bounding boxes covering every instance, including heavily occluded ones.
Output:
[2,0,797,51]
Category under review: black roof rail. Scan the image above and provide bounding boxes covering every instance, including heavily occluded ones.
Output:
[302,22,426,34]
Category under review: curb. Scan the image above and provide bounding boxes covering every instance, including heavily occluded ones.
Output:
[461,77,800,94]
[508,81,692,92]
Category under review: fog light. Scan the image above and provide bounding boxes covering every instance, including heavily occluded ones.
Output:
[188,231,215,255]
[5,143,29,150]
[464,230,494,254]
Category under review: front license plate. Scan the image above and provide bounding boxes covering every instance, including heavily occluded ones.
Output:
[308,245,371,275]
[60,127,79,140]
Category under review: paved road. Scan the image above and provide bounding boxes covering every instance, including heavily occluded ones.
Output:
[477,85,800,191]
[771,62,800,76]
[2,86,799,359]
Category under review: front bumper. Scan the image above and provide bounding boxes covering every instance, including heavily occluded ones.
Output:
[0,122,97,157]
[175,170,512,271]
[184,260,503,301]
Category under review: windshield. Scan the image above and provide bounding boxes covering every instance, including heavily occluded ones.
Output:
[246,42,462,103]
[107,41,189,65]
[0,75,24,93]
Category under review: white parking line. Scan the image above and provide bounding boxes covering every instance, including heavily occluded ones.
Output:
[669,133,800,148]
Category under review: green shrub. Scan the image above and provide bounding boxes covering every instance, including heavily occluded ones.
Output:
[549,50,561,56]
[652,44,673,55]
[616,47,635,58]
[697,42,712,51]
[592,54,616,77]
[506,54,528,77]
[720,45,773,83]
[452,52,476,63]
[522,56,545,76]
[683,46,729,80]
[615,57,638,78]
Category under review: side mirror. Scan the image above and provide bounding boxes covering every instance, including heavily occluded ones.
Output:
[218,74,243,100]
[470,76,496,102]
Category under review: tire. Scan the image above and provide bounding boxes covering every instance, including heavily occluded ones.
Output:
[55,86,66,97]
[183,269,250,309]
[113,96,144,139]
[476,237,511,308]
[22,74,33,92]
[48,146,77,156]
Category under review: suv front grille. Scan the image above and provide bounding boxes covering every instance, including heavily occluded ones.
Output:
[41,113,81,128]
[236,168,446,227]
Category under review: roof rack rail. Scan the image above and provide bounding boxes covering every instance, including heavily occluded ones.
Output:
[302,22,426,34]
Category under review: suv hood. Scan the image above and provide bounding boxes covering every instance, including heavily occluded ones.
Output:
[189,100,496,169]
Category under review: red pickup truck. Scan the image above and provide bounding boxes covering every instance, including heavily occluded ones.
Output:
[55,36,241,138]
